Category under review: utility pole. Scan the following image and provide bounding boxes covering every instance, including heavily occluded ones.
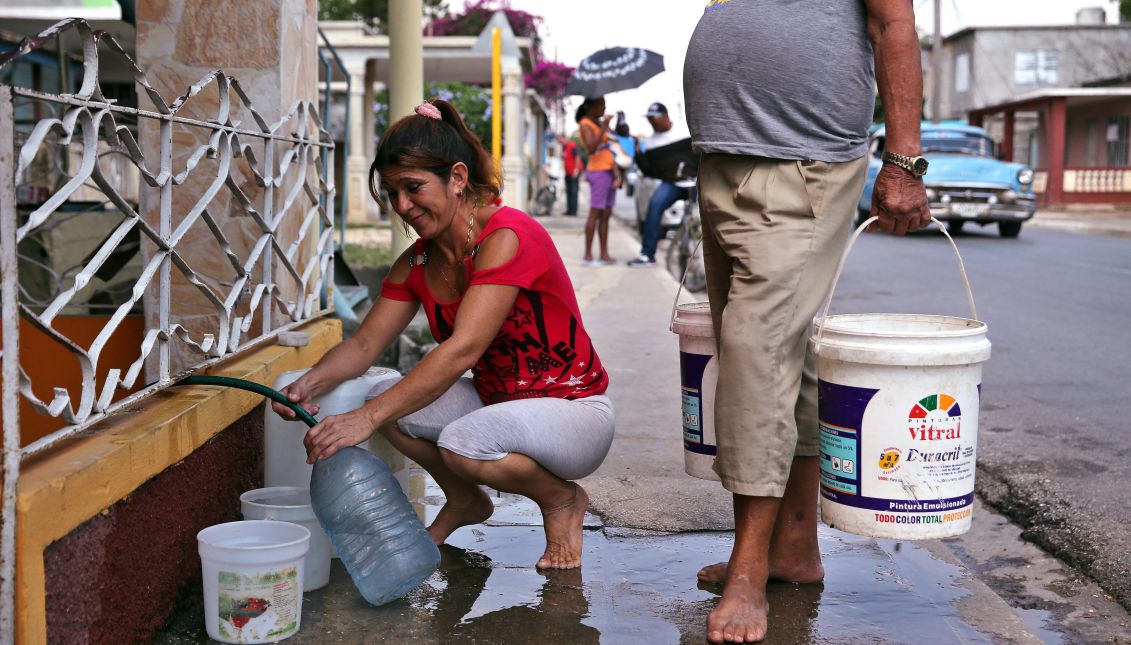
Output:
[931,0,942,123]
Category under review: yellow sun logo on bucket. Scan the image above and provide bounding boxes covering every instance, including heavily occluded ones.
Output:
[878,449,901,471]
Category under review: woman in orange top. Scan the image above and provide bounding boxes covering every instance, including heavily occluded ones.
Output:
[577,97,617,265]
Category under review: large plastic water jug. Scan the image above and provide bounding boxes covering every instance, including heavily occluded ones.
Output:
[265,367,401,489]
[310,446,440,606]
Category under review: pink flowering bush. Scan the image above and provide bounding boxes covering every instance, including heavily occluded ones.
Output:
[427,1,541,41]
[525,60,575,103]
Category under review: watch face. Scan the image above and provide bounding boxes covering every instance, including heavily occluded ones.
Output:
[913,157,929,175]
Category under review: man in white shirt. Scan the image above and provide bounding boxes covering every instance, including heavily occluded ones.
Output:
[628,102,699,266]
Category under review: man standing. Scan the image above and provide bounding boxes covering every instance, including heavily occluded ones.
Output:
[683,1,931,642]
[628,102,699,267]
[560,135,581,216]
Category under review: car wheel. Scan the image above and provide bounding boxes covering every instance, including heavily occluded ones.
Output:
[947,220,965,234]
[998,221,1022,238]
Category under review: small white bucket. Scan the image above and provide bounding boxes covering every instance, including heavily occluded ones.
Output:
[670,300,721,481]
[240,487,331,591]
[197,520,310,644]
[812,217,991,540]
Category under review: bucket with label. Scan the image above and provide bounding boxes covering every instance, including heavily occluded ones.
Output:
[198,520,310,643]
[670,271,721,479]
[240,487,331,591]
[811,217,991,540]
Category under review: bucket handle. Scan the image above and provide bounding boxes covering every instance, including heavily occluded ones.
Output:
[668,237,706,332]
[814,216,978,353]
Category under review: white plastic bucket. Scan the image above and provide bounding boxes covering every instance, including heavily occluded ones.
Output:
[240,487,331,591]
[811,217,991,540]
[197,520,310,643]
[670,301,721,481]
[265,367,402,490]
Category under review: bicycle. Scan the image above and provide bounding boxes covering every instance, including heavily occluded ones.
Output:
[665,186,707,293]
[532,175,559,217]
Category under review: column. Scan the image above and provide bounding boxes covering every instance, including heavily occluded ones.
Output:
[501,58,525,210]
[363,60,378,170]
[345,65,373,225]
[1002,111,1015,162]
[387,0,423,256]
[136,0,320,375]
[1044,98,1067,207]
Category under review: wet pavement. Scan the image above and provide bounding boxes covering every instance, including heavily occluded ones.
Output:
[157,473,1039,644]
[158,203,1131,643]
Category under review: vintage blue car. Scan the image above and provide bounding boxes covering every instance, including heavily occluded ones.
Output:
[859,122,1037,237]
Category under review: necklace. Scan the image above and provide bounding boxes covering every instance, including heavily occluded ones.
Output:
[434,208,477,296]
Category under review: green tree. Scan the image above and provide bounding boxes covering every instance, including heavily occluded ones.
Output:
[319,0,447,30]
[1119,0,1131,21]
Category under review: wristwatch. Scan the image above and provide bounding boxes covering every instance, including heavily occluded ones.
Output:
[882,151,929,178]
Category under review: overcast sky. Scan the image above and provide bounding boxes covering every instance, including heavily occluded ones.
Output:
[449,0,1123,134]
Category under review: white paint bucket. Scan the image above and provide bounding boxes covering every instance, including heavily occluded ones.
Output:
[240,487,331,591]
[197,520,309,643]
[670,301,721,481]
[811,217,991,540]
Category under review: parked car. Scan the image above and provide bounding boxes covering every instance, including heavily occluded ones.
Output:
[634,175,687,237]
[859,122,1037,237]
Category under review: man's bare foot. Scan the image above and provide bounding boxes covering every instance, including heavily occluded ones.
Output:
[536,483,589,569]
[707,575,770,643]
[427,486,494,545]
[697,556,824,585]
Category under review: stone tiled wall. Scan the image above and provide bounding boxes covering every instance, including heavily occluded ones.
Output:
[135,0,320,374]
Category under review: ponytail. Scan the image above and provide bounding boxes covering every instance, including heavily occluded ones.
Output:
[369,99,502,207]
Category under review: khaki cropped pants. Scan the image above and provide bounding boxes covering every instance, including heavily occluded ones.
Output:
[698,153,868,497]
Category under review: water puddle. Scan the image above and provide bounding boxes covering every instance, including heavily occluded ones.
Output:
[159,472,1008,643]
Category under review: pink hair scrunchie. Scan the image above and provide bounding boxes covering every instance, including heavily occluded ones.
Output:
[415,102,442,120]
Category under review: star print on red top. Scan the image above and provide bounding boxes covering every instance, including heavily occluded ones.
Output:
[380,206,609,403]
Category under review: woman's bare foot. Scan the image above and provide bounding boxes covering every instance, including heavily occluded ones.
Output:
[536,483,589,569]
[706,575,770,643]
[427,486,494,545]
[697,555,824,585]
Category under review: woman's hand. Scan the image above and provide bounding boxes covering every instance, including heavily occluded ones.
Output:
[303,407,379,464]
[272,380,321,421]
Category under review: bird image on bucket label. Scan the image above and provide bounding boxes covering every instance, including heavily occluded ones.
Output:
[817,379,978,538]
[217,568,299,642]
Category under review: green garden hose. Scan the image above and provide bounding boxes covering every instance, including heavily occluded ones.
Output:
[179,375,319,428]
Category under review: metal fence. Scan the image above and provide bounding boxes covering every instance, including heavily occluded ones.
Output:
[0,18,336,638]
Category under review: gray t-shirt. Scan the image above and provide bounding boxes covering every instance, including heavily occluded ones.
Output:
[683,0,876,162]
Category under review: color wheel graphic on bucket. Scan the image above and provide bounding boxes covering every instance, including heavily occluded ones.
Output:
[909,394,961,422]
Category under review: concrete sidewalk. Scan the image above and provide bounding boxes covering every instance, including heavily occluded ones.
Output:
[1026,206,1131,238]
[159,206,1130,644]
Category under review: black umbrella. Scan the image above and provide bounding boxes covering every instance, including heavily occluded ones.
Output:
[564,47,665,97]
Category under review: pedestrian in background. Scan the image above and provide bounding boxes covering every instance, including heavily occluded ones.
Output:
[628,102,698,267]
[577,96,618,265]
[560,135,581,216]
[683,0,931,641]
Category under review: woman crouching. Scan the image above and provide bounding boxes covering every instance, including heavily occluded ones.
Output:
[272,99,614,569]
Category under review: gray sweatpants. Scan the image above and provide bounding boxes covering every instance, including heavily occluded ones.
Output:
[367,377,615,481]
